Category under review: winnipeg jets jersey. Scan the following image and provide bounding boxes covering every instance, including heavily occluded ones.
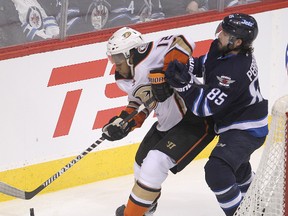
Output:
[106,0,164,28]
[11,0,59,40]
[115,35,195,131]
[183,39,268,137]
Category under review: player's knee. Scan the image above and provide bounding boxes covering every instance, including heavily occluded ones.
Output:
[138,150,176,188]
[204,157,235,190]
[133,162,141,181]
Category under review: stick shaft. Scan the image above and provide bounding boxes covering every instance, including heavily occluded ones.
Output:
[0,101,152,200]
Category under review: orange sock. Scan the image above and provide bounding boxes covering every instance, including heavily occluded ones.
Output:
[124,199,149,216]
[123,181,161,216]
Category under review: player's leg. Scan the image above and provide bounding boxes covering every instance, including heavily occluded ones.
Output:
[134,122,164,179]
[205,156,239,216]
[204,130,265,216]
[235,162,254,197]
[123,150,174,216]
[116,122,166,216]
[116,111,215,216]
[125,111,214,215]
[156,111,215,174]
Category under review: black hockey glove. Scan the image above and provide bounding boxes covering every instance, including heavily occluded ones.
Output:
[148,69,173,102]
[165,58,195,92]
[102,111,136,141]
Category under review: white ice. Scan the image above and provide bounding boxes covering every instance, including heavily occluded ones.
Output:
[0,148,263,216]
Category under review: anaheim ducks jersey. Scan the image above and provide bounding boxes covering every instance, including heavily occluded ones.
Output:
[115,34,195,131]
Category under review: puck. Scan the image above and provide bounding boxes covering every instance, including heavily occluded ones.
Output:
[30,208,35,216]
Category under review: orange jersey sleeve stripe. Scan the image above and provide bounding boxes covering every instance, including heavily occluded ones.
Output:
[163,36,193,71]
[124,107,147,129]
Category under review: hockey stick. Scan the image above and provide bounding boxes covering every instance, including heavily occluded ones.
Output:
[0,99,154,200]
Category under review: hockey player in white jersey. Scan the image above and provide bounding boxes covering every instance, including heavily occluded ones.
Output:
[102,27,215,216]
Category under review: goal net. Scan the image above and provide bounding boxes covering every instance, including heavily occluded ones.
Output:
[234,95,288,216]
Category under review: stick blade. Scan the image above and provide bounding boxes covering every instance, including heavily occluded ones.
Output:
[0,182,26,199]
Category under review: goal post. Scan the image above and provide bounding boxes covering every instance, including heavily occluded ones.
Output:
[234,95,288,216]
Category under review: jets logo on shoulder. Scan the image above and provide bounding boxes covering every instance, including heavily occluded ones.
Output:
[27,6,43,29]
[217,75,235,88]
[137,43,149,54]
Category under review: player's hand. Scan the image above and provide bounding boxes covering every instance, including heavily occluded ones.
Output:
[102,111,136,141]
[148,69,173,102]
[165,58,194,92]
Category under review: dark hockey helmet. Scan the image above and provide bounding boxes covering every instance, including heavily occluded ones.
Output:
[221,13,258,44]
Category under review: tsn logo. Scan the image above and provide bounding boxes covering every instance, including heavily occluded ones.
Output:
[48,39,212,138]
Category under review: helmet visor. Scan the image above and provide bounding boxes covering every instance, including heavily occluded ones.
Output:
[215,22,223,38]
[107,53,126,65]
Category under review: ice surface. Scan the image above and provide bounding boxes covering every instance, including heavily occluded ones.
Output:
[0,148,263,216]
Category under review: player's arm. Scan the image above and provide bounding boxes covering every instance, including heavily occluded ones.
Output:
[164,60,238,117]
[163,35,206,79]
[149,35,196,102]
[102,101,150,141]
[163,35,195,70]
[123,101,150,128]
[179,85,231,117]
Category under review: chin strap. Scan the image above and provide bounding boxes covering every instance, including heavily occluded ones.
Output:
[126,58,135,77]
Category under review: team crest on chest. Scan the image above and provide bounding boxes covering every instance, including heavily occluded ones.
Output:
[133,85,157,109]
[27,6,43,29]
[88,1,110,30]
[217,75,235,88]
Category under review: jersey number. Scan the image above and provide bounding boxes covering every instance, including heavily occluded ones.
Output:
[207,88,227,105]
[157,36,173,47]
[128,0,135,14]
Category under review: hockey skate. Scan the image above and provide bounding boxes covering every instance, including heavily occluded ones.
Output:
[144,202,158,216]
[115,202,158,216]
[115,205,125,216]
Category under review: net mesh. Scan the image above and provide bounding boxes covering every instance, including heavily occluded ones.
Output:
[234,95,288,216]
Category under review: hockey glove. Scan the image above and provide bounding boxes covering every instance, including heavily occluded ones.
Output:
[165,58,195,92]
[148,69,173,102]
[102,111,136,141]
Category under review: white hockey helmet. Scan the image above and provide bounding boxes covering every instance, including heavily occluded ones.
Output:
[107,27,144,62]
[107,27,144,77]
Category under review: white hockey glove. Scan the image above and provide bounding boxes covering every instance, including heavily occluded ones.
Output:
[102,111,136,141]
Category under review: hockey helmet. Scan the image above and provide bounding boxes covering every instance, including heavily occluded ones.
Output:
[221,13,258,44]
[107,27,144,63]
